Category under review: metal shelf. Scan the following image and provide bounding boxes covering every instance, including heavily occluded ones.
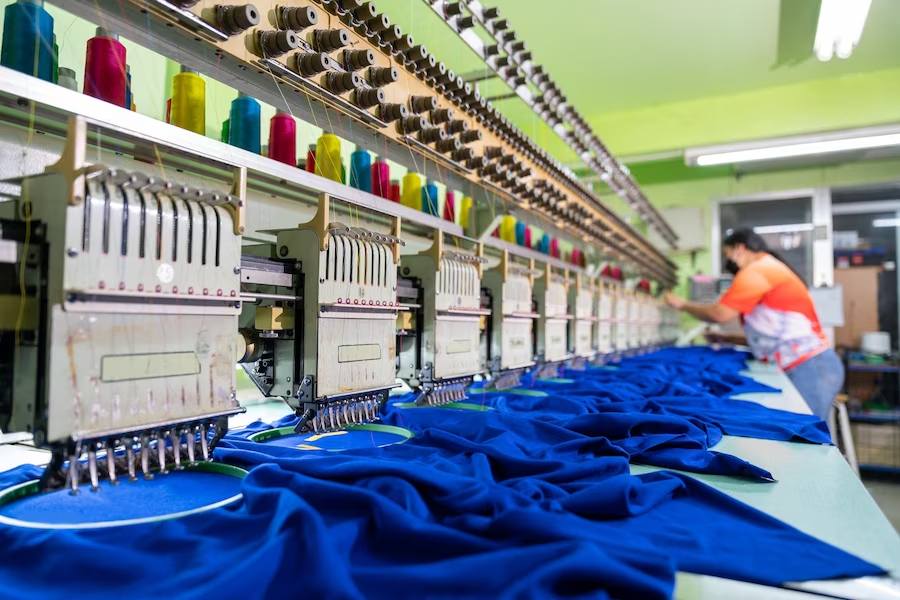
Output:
[847,362,900,373]
[0,65,462,240]
[849,412,900,424]
[858,464,900,474]
[0,66,666,284]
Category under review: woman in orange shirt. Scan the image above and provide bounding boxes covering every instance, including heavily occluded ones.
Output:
[665,229,844,421]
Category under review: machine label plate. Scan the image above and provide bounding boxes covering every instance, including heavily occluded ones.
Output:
[446,340,472,354]
[100,352,201,382]
[434,318,481,378]
[338,344,382,363]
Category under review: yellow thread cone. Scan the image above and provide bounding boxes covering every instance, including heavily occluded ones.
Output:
[500,215,517,243]
[459,196,473,229]
[170,69,206,135]
[315,133,343,183]
[401,172,423,211]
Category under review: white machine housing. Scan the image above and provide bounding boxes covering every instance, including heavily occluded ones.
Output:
[595,279,617,357]
[569,273,596,359]
[399,232,488,403]
[534,263,572,365]
[483,251,539,384]
[614,285,630,353]
[274,196,400,404]
[11,156,244,448]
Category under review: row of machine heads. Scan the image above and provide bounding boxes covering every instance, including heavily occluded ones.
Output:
[138,0,674,273]
[0,163,677,494]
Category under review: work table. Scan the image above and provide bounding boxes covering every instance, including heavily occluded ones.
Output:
[640,360,900,599]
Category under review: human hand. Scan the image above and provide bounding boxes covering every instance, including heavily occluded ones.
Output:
[664,292,686,310]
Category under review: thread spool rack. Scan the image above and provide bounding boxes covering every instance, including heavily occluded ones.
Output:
[40,0,677,285]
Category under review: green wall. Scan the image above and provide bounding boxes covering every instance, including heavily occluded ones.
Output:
[592,67,900,158]
[642,158,900,297]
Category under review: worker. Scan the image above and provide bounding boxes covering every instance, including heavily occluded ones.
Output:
[664,228,843,421]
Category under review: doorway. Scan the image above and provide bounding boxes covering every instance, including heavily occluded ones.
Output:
[711,189,833,287]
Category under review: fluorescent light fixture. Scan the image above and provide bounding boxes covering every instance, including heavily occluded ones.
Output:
[873,218,900,228]
[685,124,900,167]
[695,133,900,166]
[753,223,815,235]
[814,0,872,62]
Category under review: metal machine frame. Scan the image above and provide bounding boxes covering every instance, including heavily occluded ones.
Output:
[0,0,678,491]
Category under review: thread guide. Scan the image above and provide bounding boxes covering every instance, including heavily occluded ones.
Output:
[44,0,675,283]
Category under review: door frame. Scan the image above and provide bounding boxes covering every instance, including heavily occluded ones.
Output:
[831,197,900,347]
[711,187,833,287]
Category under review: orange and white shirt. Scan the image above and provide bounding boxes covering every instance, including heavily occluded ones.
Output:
[719,254,828,371]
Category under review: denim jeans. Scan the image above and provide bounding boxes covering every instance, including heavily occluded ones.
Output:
[785,349,845,421]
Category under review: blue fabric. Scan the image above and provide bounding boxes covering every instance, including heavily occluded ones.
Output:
[0,347,883,599]
[259,428,409,451]
[786,349,846,420]
[474,390,831,446]
[0,468,242,524]
[501,346,833,446]
[383,401,776,482]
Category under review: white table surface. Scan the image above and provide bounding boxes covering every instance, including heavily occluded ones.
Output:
[635,361,900,600]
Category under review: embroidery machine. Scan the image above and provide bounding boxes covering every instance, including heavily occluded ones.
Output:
[0,0,679,491]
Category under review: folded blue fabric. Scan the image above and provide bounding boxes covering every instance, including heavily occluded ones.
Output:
[509,347,831,445]
[475,390,831,446]
[0,347,882,599]
[381,400,775,481]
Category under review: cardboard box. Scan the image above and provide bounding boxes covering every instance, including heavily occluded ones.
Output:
[834,266,881,348]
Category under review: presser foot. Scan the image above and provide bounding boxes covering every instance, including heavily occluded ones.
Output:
[532,362,562,380]
[414,377,473,407]
[485,368,524,392]
[39,415,233,493]
[567,356,589,372]
[294,389,390,435]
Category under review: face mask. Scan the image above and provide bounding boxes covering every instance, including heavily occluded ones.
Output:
[724,259,740,275]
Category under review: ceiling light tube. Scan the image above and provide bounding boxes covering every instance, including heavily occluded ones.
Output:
[753,223,815,235]
[814,0,872,62]
[685,125,900,167]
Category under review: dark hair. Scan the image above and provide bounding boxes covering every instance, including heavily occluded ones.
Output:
[722,228,769,253]
[722,228,803,279]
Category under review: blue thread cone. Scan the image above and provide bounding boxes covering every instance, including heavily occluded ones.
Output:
[228,94,261,154]
[350,149,372,192]
[515,222,526,246]
[1,0,55,82]
[422,181,439,216]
